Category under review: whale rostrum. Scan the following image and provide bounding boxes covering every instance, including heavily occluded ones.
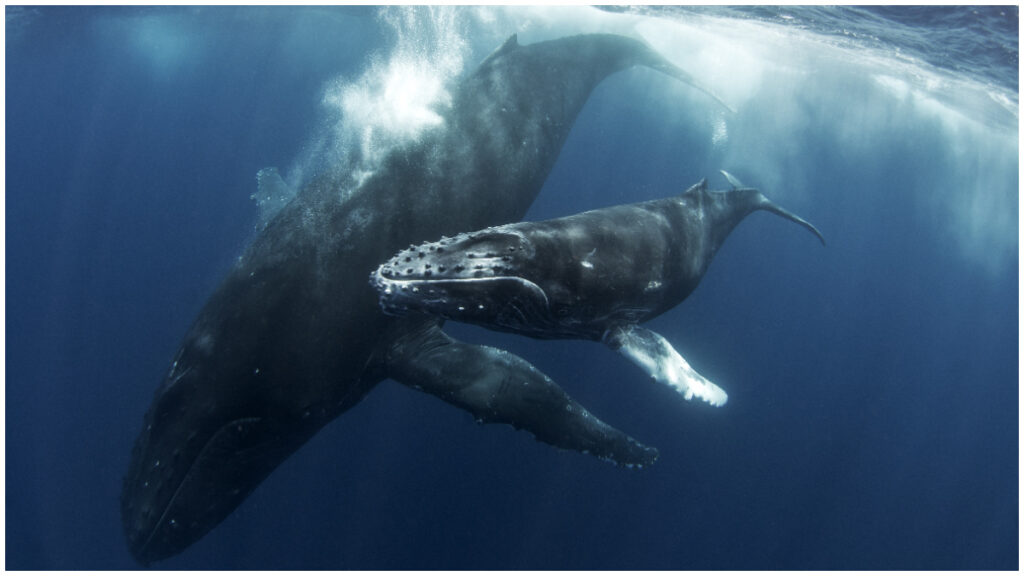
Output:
[371,174,824,406]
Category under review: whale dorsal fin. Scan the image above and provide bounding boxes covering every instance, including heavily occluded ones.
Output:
[681,178,708,197]
[480,33,519,68]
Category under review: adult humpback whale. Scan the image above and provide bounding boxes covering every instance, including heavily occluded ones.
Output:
[121,33,724,564]
[371,173,824,406]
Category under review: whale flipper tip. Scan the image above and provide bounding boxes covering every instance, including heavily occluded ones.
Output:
[719,169,745,190]
[604,324,728,408]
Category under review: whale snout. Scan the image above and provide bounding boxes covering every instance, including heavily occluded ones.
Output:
[370,228,551,330]
[376,228,531,282]
[122,359,300,566]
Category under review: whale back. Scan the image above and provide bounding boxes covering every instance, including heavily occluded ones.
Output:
[430,33,691,229]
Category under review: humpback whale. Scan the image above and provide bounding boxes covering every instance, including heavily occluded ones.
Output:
[372,173,824,406]
[121,33,725,564]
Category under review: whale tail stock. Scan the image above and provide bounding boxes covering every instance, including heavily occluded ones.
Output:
[521,33,734,115]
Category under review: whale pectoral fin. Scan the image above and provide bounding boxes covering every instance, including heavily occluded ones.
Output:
[603,324,728,407]
[387,323,658,467]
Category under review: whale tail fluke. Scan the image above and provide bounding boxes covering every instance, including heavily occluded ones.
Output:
[717,170,826,246]
[649,58,736,114]
[632,42,735,114]
[760,200,827,246]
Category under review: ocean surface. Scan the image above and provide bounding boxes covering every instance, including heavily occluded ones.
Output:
[5,5,1018,570]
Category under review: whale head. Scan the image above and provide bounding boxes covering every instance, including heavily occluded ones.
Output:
[370,229,574,337]
[121,295,332,565]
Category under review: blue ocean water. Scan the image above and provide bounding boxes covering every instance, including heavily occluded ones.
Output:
[4,5,1018,570]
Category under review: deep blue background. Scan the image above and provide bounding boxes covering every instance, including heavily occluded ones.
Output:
[5,6,1018,570]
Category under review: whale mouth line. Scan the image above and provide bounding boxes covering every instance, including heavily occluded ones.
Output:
[373,272,550,317]
[377,274,528,287]
[374,274,544,299]
[131,416,264,563]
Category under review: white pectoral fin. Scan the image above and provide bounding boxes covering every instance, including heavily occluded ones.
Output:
[603,325,728,407]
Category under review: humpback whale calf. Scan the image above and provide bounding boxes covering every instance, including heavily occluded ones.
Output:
[121,34,725,564]
[372,173,824,407]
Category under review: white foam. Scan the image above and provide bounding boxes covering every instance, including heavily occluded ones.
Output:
[317,6,469,184]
